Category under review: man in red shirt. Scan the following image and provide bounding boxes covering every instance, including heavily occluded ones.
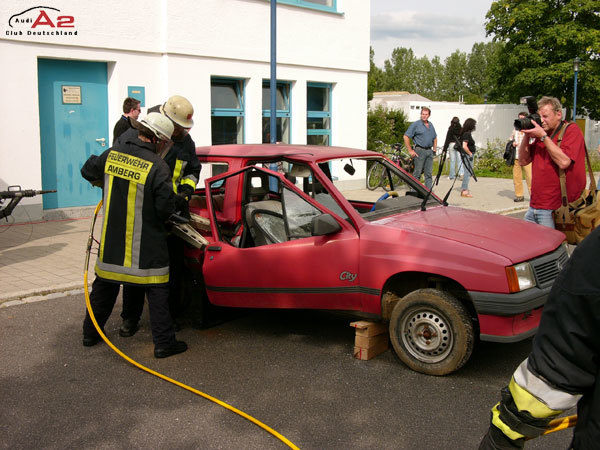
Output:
[518,96,586,228]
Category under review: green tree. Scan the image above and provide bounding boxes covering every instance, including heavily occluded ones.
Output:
[440,50,468,101]
[367,105,409,151]
[382,47,418,92]
[413,56,443,99]
[368,47,384,101]
[485,0,600,118]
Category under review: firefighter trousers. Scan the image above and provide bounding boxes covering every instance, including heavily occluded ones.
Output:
[83,277,176,348]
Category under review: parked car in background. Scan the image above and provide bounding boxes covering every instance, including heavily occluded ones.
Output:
[183,144,568,376]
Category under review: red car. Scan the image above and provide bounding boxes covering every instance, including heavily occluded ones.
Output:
[183,144,568,375]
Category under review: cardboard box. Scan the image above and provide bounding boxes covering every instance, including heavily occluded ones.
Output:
[350,320,389,360]
[353,338,389,361]
[355,332,388,349]
[350,320,387,337]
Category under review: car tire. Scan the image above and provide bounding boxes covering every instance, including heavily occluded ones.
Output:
[389,288,474,376]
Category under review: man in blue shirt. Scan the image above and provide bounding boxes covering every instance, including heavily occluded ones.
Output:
[403,107,437,189]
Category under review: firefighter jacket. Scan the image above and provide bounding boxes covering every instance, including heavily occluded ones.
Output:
[145,105,201,196]
[81,133,175,286]
[480,228,600,449]
[162,132,201,197]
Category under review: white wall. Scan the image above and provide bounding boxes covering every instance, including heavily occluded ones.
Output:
[0,0,369,220]
[370,97,524,149]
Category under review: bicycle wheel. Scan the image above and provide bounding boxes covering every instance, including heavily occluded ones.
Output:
[367,162,385,190]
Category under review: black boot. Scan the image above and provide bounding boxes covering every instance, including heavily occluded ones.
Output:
[119,319,139,337]
[154,340,188,358]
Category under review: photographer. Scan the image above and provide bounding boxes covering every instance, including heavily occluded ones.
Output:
[517,96,586,228]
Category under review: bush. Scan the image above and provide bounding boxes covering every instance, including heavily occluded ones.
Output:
[367,106,409,151]
[473,139,513,178]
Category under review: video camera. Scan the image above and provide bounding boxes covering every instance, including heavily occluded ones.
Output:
[514,96,542,131]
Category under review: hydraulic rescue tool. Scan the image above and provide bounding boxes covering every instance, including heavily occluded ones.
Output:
[0,186,56,221]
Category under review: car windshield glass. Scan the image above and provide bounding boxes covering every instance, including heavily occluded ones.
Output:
[317,157,441,220]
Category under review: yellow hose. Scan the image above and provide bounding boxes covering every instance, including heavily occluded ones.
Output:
[84,201,299,450]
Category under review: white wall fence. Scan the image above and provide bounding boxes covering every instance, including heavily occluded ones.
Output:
[371,96,600,151]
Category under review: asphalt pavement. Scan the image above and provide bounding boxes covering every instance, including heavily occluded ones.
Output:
[0,294,572,449]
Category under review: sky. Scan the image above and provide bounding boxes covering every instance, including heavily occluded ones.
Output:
[370,0,495,67]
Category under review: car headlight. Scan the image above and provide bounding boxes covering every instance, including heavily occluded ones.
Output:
[506,262,536,293]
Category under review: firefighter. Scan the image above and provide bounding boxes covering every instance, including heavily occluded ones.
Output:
[81,112,188,359]
[479,229,600,449]
[118,95,201,336]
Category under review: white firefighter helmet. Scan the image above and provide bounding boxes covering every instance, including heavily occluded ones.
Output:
[139,112,174,141]
[160,95,194,128]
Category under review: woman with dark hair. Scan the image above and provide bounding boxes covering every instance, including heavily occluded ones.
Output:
[459,118,477,197]
[442,117,463,180]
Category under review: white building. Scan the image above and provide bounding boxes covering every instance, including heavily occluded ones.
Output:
[0,0,370,221]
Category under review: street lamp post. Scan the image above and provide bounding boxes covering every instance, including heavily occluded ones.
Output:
[573,57,581,121]
[270,0,277,144]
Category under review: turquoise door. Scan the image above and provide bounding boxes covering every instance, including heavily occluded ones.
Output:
[38,59,108,209]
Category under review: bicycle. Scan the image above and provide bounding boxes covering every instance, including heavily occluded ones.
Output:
[367,142,414,191]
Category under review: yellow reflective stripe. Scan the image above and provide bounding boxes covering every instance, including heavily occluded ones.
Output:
[123,183,137,268]
[181,177,196,189]
[509,377,559,418]
[491,403,525,441]
[99,175,114,261]
[172,159,184,192]
[95,265,169,285]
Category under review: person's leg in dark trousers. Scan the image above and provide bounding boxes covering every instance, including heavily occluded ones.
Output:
[145,284,177,348]
[82,277,121,343]
[120,285,145,336]
[121,285,145,321]
[167,234,186,323]
[412,147,426,181]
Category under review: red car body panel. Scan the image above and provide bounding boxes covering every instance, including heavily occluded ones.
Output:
[186,144,567,343]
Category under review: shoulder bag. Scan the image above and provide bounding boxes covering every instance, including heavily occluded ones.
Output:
[553,122,600,244]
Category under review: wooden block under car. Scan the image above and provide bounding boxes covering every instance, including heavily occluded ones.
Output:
[350,320,389,361]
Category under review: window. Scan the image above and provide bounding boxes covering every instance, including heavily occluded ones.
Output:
[262,81,291,144]
[307,82,331,146]
[199,161,229,188]
[283,186,322,239]
[277,0,337,13]
[211,78,245,145]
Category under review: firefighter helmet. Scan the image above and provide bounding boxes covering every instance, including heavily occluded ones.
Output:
[160,95,194,128]
[139,112,174,141]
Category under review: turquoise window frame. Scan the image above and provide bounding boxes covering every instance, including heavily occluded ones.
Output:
[307,82,332,146]
[276,0,338,14]
[262,80,291,144]
[211,77,246,144]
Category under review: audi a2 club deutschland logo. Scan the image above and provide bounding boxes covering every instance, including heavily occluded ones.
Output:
[7,6,77,36]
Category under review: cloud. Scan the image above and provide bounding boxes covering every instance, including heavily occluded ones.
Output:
[371,11,483,41]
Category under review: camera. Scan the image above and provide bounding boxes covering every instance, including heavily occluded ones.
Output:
[514,96,543,131]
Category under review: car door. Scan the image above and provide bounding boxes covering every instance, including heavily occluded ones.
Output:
[202,166,362,311]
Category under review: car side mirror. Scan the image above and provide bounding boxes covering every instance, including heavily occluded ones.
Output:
[311,213,342,236]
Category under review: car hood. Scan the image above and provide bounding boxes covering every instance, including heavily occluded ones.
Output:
[372,205,565,263]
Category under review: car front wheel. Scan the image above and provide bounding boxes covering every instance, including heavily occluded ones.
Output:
[389,289,474,376]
